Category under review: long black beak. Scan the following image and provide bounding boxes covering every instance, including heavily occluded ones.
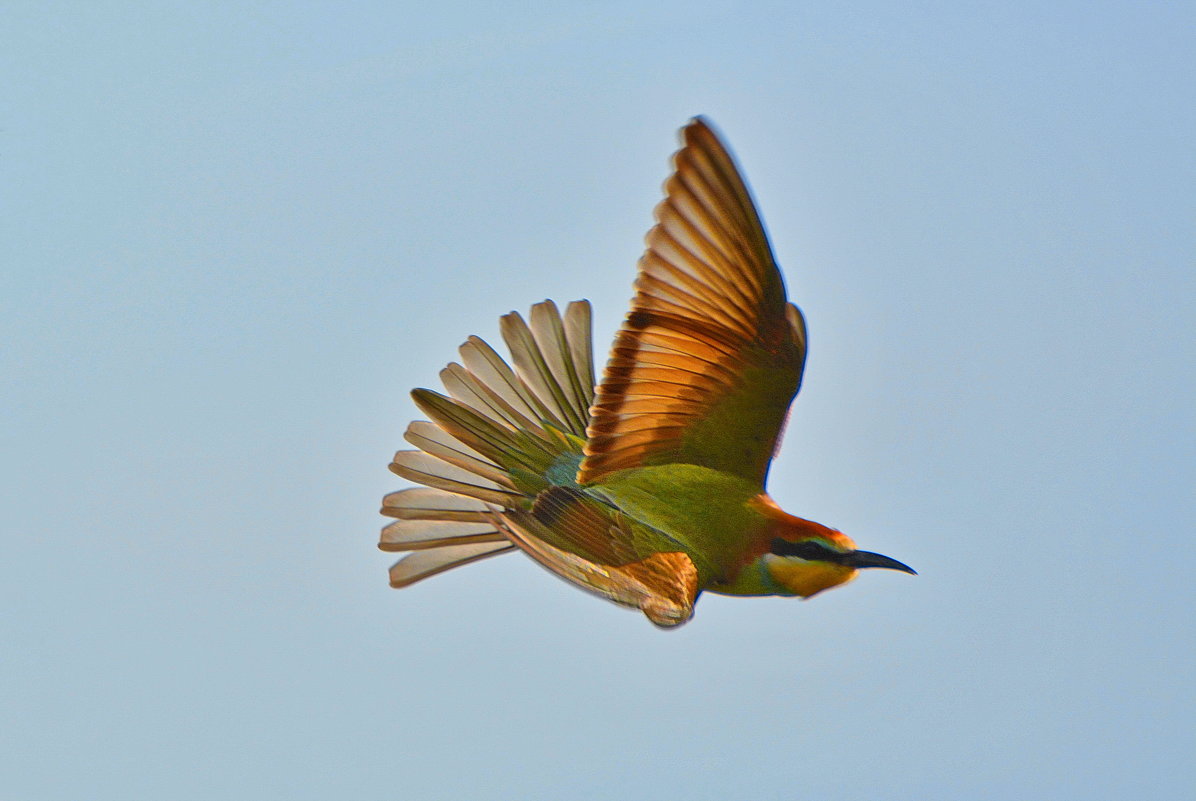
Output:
[842,550,917,575]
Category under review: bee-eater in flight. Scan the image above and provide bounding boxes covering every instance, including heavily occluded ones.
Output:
[380,117,914,627]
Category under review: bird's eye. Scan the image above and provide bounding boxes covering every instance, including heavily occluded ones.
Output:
[770,538,839,561]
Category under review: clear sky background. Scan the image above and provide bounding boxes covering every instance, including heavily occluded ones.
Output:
[4,2,1193,799]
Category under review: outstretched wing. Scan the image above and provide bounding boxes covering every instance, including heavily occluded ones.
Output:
[579,117,807,488]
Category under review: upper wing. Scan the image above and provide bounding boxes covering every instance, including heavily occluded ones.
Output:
[578,117,807,488]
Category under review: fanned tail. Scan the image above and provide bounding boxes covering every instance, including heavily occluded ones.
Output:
[382,298,699,627]
[381,300,595,587]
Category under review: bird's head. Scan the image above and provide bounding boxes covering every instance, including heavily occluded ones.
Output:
[765,531,917,598]
[752,497,916,598]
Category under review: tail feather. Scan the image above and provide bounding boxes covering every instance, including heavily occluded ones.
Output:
[381,300,595,586]
[411,388,556,477]
[499,311,579,434]
[381,487,509,583]
[439,362,547,436]
[380,518,505,551]
[562,300,597,405]
[388,541,517,588]
[388,450,521,506]
[381,487,490,522]
[458,336,556,430]
[527,301,593,434]
[403,420,511,485]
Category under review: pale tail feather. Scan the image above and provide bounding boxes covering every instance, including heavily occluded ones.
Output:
[388,450,520,506]
[381,300,595,587]
[380,489,503,551]
[388,542,517,588]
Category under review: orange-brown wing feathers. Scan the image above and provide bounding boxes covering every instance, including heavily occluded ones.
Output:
[579,117,806,487]
[493,509,699,628]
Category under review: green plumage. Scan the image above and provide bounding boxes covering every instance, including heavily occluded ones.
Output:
[586,465,769,583]
[381,120,913,624]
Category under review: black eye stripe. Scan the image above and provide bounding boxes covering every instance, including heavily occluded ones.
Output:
[770,538,846,562]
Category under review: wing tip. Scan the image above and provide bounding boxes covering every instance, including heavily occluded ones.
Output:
[681,115,730,153]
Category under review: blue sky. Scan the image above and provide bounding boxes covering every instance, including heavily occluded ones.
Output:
[3,2,1193,798]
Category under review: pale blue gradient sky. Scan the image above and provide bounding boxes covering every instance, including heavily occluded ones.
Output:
[3,2,1193,799]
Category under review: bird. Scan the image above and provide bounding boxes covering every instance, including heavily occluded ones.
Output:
[380,117,914,628]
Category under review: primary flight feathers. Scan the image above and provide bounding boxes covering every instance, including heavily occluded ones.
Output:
[580,120,807,485]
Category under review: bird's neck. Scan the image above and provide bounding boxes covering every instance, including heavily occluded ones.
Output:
[748,494,856,550]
